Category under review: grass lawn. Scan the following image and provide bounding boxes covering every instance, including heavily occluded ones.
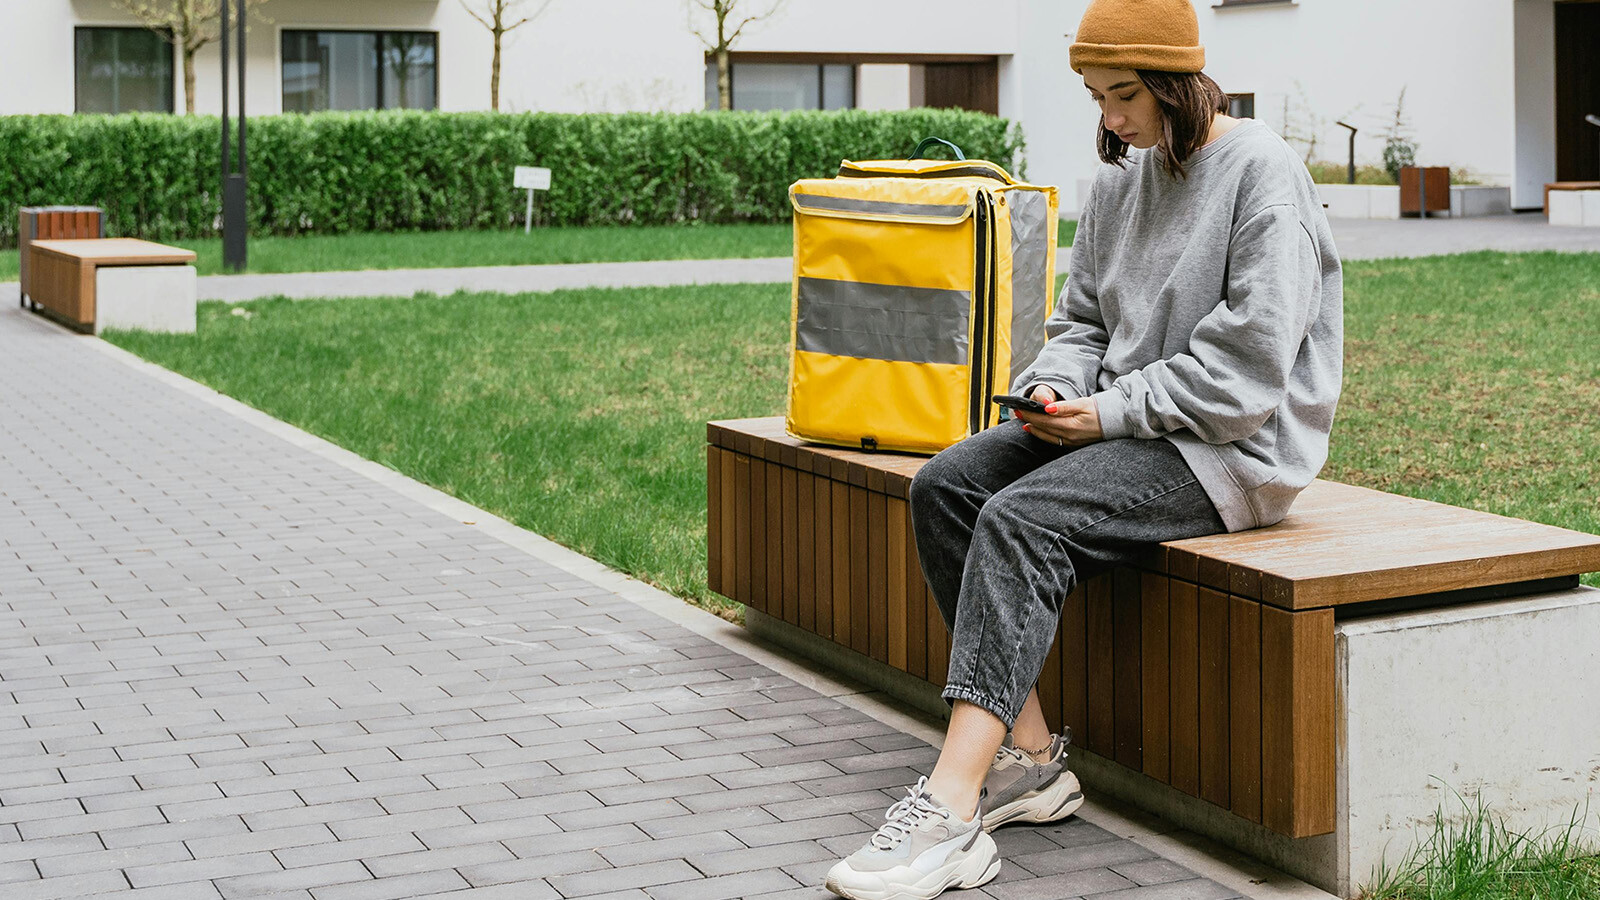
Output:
[2,219,1079,280]
[105,249,1600,623]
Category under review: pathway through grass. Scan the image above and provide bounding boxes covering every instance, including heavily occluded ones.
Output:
[3,220,1079,280]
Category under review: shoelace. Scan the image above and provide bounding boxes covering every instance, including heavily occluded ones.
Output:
[992,744,1032,769]
[869,776,948,850]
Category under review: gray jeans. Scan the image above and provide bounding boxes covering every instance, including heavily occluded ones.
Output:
[908,420,1225,728]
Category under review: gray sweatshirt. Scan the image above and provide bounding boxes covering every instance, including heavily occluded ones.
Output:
[1012,119,1343,532]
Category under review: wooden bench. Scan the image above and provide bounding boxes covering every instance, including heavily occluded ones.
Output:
[27,238,198,334]
[706,416,1600,890]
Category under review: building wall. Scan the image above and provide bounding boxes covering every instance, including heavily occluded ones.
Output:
[0,0,1556,214]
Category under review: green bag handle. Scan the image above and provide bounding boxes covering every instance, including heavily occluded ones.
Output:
[911,137,966,160]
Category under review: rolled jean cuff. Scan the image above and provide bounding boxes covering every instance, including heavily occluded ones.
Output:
[940,684,1018,730]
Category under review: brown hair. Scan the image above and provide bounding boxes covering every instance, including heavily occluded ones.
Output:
[1097,70,1230,180]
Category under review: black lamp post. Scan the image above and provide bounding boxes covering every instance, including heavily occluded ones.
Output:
[220,0,247,272]
[1335,121,1357,184]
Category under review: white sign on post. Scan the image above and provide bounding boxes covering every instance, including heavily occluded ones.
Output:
[514,166,552,233]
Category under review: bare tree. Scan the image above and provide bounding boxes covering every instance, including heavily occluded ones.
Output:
[111,0,271,115]
[688,0,786,111]
[459,0,555,111]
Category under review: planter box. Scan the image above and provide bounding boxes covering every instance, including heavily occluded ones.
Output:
[1448,185,1512,217]
[1314,184,1400,220]
[1399,166,1451,215]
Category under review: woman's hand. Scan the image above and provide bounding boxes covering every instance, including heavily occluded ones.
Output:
[1014,385,1104,448]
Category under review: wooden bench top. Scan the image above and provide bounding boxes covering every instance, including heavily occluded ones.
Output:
[29,238,196,266]
[1545,181,1600,191]
[709,416,1600,612]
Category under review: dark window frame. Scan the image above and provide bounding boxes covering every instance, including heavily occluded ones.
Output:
[705,57,858,111]
[280,28,440,113]
[74,25,176,114]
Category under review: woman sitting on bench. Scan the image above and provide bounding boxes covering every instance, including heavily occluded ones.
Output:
[825,1,1344,897]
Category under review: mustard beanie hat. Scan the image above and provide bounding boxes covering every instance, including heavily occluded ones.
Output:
[1069,0,1206,74]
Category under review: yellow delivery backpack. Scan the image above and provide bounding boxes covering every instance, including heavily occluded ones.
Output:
[785,138,1059,455]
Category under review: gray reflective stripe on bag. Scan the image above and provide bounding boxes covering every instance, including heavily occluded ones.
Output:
[796,277,970,365]
[792,193,970,220]
[1007,190,1052,388]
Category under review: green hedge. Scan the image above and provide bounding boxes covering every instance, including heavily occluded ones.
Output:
[0,108,1024,248]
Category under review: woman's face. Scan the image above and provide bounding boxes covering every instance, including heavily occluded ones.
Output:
[1083,67,1162,150]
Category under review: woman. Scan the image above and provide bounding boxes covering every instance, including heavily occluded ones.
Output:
[824,1,1344,897]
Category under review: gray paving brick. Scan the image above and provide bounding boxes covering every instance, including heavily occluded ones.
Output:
[549,798,690,831]
[98,816,250,849]
[597,829,743,867]
[689,839,835,877]
[124,850,282,888]
[638,805,778,839]
[214,860,371,898]
[1113,858,1202,887]
[985,866,1138,899]
[363,841,515,877]
[499,823,642,858]
[1015,836,1158,875]
[273,833,427,869]
[308,869,471,900]
[732,813,870,848]
[548,859,701,897]
[763,789,899,822]
[458,850,610,886]
[679,781,813,814]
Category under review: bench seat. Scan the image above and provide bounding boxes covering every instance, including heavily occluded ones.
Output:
[705,417,1600,891]
[27,238,198,334]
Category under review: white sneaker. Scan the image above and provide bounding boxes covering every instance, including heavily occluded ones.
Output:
[980,730,1084,832]
[824,776,1000,900]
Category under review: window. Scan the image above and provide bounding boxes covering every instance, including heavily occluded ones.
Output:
[75,27,174,114]
[282,30,437,112]
[1228,93,1255,119]
[704,62,854,111]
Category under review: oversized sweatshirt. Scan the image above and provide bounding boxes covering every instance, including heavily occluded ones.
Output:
[1012,118,1343,532]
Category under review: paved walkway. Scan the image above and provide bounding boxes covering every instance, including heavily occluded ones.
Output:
[2,212,1597,308]
[0,305,1342,898]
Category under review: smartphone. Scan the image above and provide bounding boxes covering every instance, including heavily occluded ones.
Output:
[991,393,1049,414]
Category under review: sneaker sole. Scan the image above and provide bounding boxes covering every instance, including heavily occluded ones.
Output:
[824,831,1000,900]
[982,770,1085,832]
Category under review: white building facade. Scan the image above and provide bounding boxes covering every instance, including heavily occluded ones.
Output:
[2,0,1596,212]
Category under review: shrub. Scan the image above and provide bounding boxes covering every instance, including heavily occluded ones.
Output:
[0,108,1024,248]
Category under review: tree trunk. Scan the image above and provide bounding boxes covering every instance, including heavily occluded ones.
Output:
[183,46,196,114]
[717,47,731,110]
[491,28,503,111]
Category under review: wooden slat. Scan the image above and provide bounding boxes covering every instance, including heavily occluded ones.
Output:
[719,446,736,596]
[831,480,851,644]
[707,446,723,596]
[1112,567,1143,770]
[927,595,948,688]
[766,462,783,620]
[1039,615,1062,736]
[814,475,834,641]
[1169,548,1200,584]
[1198,586,1231,808]
[1261,605,1336,837]
[1168,578,1200,797]
[850,484,870,656]
[749,457,767,612]
[887,497,909,671]
[1085,573,1115,759]
[798,470,816,633]
[781,465,799,625]
[868,489,888,664]
[734,454,752,607]
[1229,595,1263,824]
[1140,572,1170,783]
[1199,556,1231,594]
[1061,584,1088,741]
[906,523,928,680]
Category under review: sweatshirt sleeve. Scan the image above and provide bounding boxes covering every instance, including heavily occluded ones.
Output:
[1091,204,1323,445]
[1008,179,1110,402]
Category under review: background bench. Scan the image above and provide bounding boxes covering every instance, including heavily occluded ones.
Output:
[26,238,198,334]
[707,416,1600,897]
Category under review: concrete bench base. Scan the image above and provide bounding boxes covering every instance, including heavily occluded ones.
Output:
[1548,190,1600,227]
[751,585,1600,898]
[94,265,198,334]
